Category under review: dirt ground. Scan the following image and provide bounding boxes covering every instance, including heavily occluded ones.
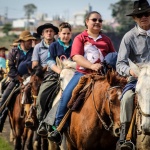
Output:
[0,116,14,146]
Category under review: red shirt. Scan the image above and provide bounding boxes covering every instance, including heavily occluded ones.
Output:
[71,30,115,74]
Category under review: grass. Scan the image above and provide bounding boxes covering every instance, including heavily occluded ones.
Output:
[0,137,13,150]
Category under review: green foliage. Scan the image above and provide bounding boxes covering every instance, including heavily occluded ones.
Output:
[110,0,135,36]
[0,137,13,150]
[24,4,37,19]
[2,24,12,36]
[102,24,115,32]
[0,34,18,50]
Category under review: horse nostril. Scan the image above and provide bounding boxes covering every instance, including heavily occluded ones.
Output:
[115,128,120,135]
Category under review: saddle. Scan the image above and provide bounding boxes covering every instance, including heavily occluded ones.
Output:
[67,73,104,111]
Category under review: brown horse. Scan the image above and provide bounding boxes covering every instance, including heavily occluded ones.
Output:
[8,76,34,150]
[26,58,76,150]
[67,71,127,150]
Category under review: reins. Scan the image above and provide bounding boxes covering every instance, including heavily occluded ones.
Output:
[91,79,121,131]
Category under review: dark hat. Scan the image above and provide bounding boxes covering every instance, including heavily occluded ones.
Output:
[15,30,36,42]
[37,23,59,35]
[0,47,8,51]
[32,32,41,40]
[126,0,150,16]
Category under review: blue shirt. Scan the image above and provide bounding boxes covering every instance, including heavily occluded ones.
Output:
[0,57,6,69]
[47,39,72,68]
[32,39,50,67]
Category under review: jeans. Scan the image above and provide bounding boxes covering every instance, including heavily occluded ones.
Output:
[55,71,84,126]
[0,80,17,107]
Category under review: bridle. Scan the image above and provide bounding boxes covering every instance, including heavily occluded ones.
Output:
[91,78,121,131]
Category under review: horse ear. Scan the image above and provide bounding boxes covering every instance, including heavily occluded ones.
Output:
[42,66,47,72]
[106,70,113,85]
[128,58,140,77]
[56,57,63,69]
[27,65,33,74]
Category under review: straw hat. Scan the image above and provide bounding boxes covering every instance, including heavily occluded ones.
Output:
[15,30,36,42]
[126,0,150,16]
[10,40,19,47]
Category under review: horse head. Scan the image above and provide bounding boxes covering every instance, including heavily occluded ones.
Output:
[129,59,150,134]
[105,70,127,137]
[56,56,76,90]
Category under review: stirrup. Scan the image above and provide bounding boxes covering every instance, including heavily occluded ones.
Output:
[48,130,62,144]
[122,140,135,150]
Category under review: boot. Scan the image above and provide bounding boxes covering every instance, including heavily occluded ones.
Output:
[37,121,48,136]
[48,129,62,144]
[120,122,134,150]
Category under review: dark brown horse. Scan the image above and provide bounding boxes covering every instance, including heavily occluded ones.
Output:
[67,71,127,150]
[8,76,34,150]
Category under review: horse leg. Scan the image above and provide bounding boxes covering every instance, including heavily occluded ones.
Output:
[41,138,48,150]
[48,140,60,150]
[33,131,41,150]
[24,129,33,150]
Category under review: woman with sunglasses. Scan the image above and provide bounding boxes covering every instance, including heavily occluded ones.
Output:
[48,11,116,143]
[116,0,150,149]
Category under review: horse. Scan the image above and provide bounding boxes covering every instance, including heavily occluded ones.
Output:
[66,71,127,150]
[129,59,150,150]
[26,57,76,150]
[8,75,34,150]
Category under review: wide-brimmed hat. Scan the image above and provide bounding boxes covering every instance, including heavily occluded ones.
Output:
[32,32,41,40]
[37,23,59,35]
[0,47,8,51]
[15,30,36,42]
[10,40,19,47]
[126,0,150,16]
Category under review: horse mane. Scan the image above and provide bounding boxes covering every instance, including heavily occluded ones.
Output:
[31,66,45,79]
[107,70,127,88]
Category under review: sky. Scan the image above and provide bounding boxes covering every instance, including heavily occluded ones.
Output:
[0,0,121,21]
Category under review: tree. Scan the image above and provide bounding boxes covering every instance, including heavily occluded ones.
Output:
[2,23,12,36]
[110,0,135,36]
[24,4,37,30]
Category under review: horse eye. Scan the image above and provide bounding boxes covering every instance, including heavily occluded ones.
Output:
[110,99,114,104]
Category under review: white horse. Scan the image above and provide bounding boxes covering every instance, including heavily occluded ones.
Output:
[44,57,76,150]
[129,59,150,150]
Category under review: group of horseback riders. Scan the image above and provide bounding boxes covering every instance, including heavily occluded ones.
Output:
[0,0,150,149]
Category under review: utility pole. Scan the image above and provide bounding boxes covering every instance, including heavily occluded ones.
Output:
[4,7,8,23]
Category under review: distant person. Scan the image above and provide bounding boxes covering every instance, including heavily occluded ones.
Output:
[10,41,19,48]
[32,32,41,47]
[0,47,8,71]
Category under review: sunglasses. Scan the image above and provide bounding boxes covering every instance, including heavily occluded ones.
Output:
[135,12,150,18]
[89,18,103,23]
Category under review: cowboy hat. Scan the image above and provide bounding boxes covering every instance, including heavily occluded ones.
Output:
[32,32,41,40]
[126,0,150,16]
[37,23,59,35]
[10,40,19,47]
[0,47,8,51]
[15,30,36,42]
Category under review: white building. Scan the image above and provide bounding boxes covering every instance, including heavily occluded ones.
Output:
[73,4,92,26]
